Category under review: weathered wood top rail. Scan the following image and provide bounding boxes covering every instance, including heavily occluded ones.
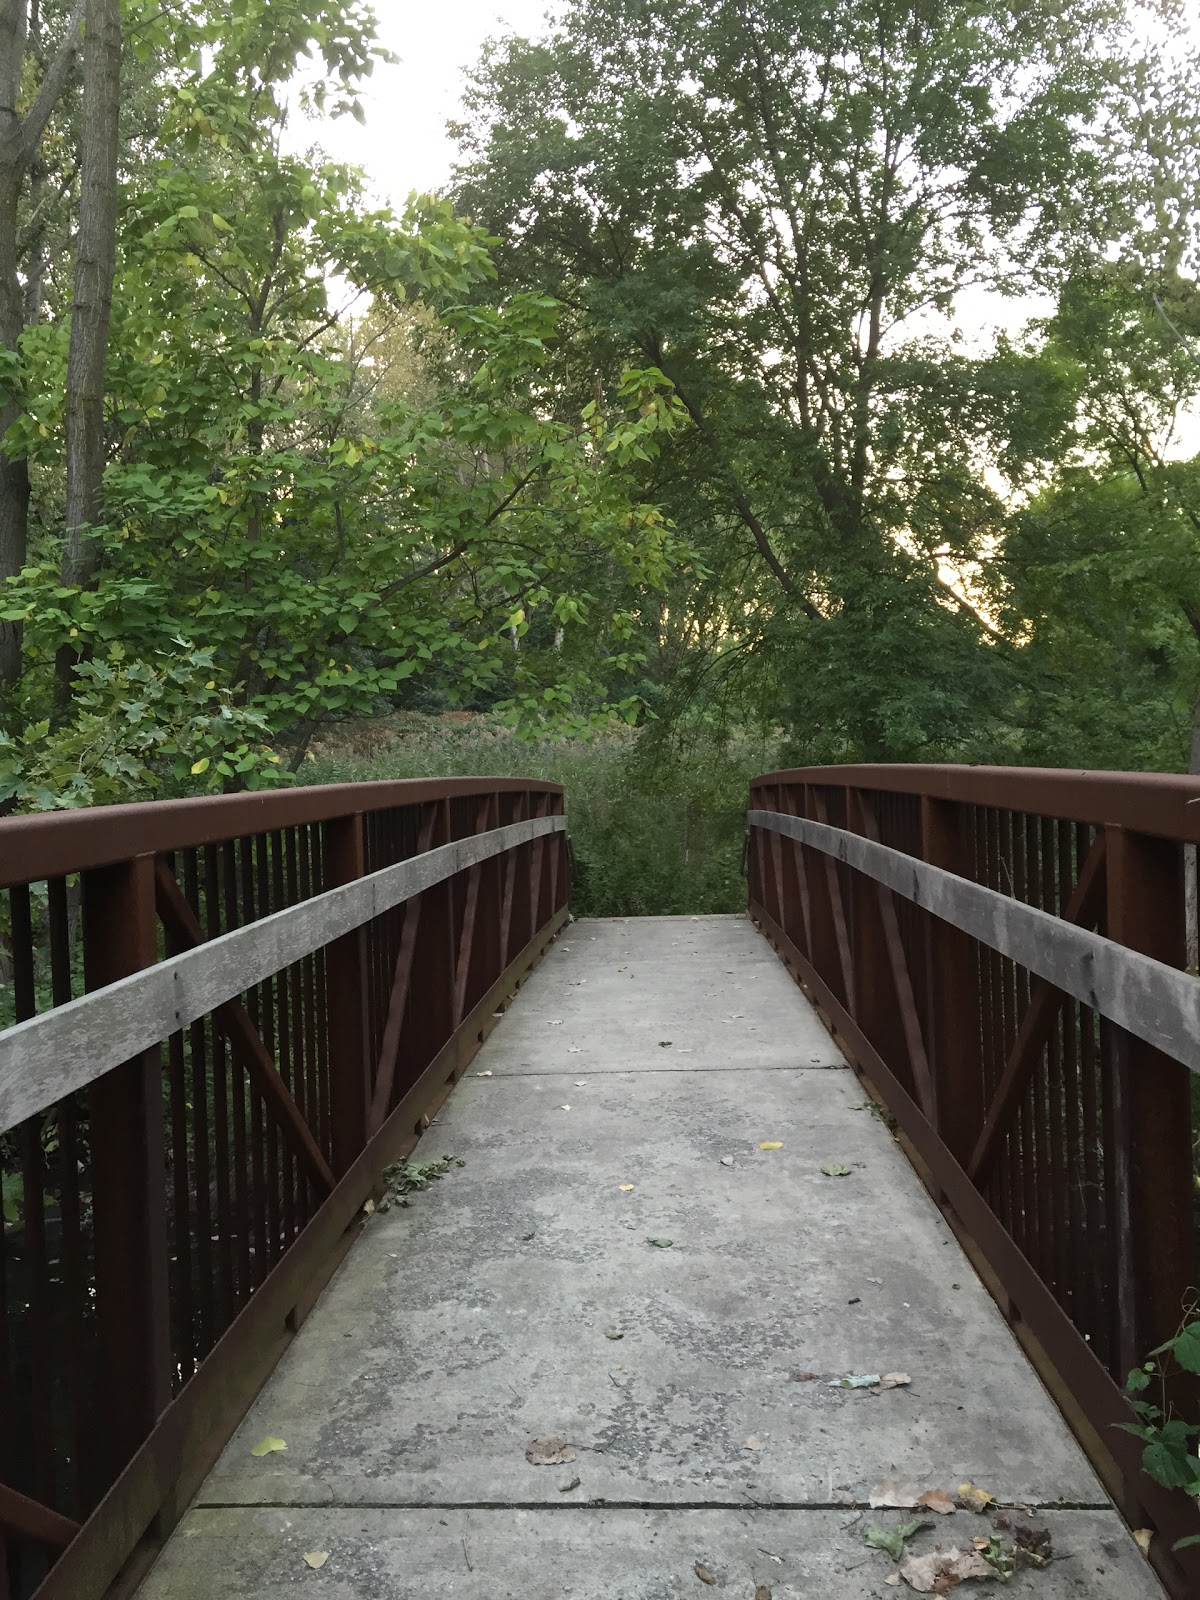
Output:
[748,763,1200,1600]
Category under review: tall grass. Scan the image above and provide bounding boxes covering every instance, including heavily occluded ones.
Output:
[302,714,781,918]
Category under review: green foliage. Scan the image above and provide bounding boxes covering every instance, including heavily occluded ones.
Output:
[304,712,779,917]
[0,645,277,809]
[0,0,693,806]
[451,0,1193,765]
[1122,1312,1200,1533]
[377,1154,465,1212]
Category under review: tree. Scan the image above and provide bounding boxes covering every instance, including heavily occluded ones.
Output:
[452,0,1179,758]
[0,0,691,807]
[0,0,83,683]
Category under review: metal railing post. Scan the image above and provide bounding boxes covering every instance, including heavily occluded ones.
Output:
[324,813,371,1177]
[1105,825,1196,1371]
[84,853,173,1481]
[921,797,981,1166]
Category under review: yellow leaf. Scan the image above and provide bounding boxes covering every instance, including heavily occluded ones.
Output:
[758,1141,783,1151]
[618,1184,634,1192]
[956,1481,995,1513]
[1134,1528,1153,1556]
[303,1551,329,1569]
[204,680,215,689]
[250,1435,286,1457]
[190,757,210,775]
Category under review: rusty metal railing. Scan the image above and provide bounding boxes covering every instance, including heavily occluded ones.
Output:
[747,763,1200,1596]
[0,779,569,1600]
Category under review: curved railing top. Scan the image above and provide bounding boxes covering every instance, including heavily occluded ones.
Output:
[0,775,564,886]
[750,762,1200,840]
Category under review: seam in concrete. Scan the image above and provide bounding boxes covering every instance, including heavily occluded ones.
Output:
[191,1498,1118,1515]
[464,1065,850,1079]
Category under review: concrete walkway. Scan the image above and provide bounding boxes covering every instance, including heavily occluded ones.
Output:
[141,916,1162,1598]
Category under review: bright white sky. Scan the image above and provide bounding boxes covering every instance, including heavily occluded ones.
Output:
[294,2,561,203]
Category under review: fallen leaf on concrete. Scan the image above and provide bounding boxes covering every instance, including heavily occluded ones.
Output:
[574,1080,588,1087]
[878,1372,911,1389]
[1012,1523,1052,1568]
[526,1437,577,1466]
[605,1328,624,1340]
[548,1020,563,1025]
[970,1537,989,1552]
[302,1551,329,1570]
[694,1562,717,1584]
[560,1104,571,1111]
[659,1040,673,1047]
[1134,1528,1153,1556]
[755,1588,772,1600]
[361,1197,375,1216]
[915,1490,956,1516]
[250,1436,286,1457]
[791,1370,820,1382]
[647,1236,673,1247]
[830,1373,880,1389]
[720,1156,735,1167]
[759,1141,783,1150]
[898,1547,994,1592]
[870,1472,920,1508]
[559,1476,582,1493]
[865,1520,928,1561]
[885,1577,901,1589]
[568,1047,583,1054]
[619,1183,635,1192]
[743,1434,765,1450]
[820,1162,853,1177]
[956,1481,995,1514]
[475,1070,492,1077]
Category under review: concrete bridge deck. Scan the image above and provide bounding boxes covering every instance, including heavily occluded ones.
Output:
[139,916,1162,1598]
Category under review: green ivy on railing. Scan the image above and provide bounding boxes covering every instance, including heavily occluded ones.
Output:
[1122,1312,1200,1550]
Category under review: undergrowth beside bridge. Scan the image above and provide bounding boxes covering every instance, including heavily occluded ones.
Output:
[303,714,779,918]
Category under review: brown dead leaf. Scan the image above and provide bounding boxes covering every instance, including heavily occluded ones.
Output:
[878,1372,911,1389]
[526,1437,577,1466]
[302,1552,329,1570]
[970,1536,989,1551]
[791,1370,820,1382]
[742,1433,765,1450]
[755,1588,772,1600]
[915,1489,956,1516]
[898,1546,993,1593]
[694,1560,717,1584]
[955,1480,995,1513]
[1134,1528,1153,1556]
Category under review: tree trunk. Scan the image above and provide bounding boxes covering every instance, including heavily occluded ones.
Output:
[61,0,120,580]
[0,0,84,687]
[56,0,120,700]
[0,2,30,686]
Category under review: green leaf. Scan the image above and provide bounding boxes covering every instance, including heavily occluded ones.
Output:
[250,1436,287,1457]
[646,1237,673,1248]
[820,1163,853,1177]
[864,1520,927,1561]
[1168,1322,1200,1374]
